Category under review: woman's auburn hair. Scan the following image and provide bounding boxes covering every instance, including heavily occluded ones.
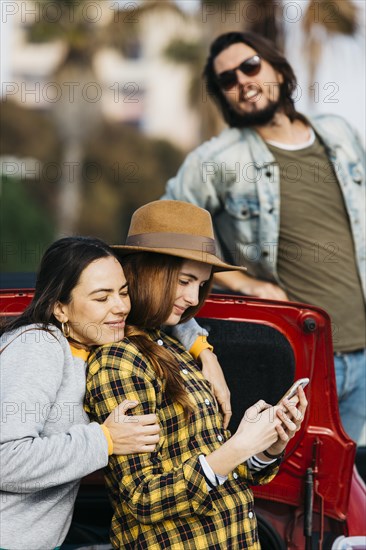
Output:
[121,252,213,418]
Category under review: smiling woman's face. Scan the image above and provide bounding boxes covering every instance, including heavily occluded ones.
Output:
[53,256,131,346]
[164,260,212,326]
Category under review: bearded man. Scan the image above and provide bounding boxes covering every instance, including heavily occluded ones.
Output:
[162,32,365,444]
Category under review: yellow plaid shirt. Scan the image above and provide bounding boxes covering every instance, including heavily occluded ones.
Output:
[85,330,279,549]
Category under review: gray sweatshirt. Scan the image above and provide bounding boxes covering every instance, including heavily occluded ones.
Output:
[0,325,109,550]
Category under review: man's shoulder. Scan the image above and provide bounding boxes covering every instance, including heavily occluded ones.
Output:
[309,113,364,154]
[191,127,252,159]
[310,113,355,135]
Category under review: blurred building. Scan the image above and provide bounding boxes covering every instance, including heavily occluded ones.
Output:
[95,4,201,150]
[1,0,201,151]
[282,0,366,145]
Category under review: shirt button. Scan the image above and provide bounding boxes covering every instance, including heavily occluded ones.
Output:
[204,398,210,406]
[217,435,223,442]
[157,339,163,346]
[248,511,254,519]
[182,369,188,375]
[233,472,238,479]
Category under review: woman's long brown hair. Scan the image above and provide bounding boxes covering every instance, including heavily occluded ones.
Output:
[121,252,213,419]
[1,237,116,336]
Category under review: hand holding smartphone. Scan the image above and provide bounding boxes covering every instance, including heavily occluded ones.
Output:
[276,378,309,405]
[261,378,309,459]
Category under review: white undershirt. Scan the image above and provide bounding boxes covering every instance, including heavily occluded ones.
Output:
[266,127,316,151]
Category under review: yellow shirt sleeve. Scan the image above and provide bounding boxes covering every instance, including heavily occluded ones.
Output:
[189,336,214,360]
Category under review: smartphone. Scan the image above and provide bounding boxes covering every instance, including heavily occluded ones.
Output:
[276,378,309,405]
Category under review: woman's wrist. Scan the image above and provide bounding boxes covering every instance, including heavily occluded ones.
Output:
[259,448,285,460]
[100,424,114,456]
[205,435,252,477]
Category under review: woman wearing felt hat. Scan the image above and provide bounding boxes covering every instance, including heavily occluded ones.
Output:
[85,201,307,550]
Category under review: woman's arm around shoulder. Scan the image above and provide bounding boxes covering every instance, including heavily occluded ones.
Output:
[0,328,108,491]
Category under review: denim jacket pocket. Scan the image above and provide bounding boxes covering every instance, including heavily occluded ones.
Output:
[349,162,364,185]
[224,193,260,221]
[222,192,261,248]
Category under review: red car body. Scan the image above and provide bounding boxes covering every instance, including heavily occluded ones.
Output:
[1,290,365,549]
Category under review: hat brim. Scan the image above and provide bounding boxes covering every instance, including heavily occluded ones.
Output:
[112,245,247,273]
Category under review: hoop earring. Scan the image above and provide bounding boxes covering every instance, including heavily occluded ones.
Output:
[61,322,70,338]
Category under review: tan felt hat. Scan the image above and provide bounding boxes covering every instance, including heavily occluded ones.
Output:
[112,200,246,273]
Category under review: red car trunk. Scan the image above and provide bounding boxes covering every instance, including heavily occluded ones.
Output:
[1,290,365,548]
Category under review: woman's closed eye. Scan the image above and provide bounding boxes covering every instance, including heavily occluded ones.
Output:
[179,279,207,288]
[95,296,108,302]
[94,291,128,302]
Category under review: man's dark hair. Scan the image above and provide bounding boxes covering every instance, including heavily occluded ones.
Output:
[203,31,304,126]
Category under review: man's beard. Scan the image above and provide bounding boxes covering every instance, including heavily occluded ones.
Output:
[227,98,281,128]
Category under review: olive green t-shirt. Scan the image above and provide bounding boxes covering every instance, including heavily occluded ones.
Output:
[267,134,365,352]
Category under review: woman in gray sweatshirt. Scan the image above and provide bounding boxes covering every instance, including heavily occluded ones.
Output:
[0,237,161,550]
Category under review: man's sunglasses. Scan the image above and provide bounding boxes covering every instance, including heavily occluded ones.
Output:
[216,54,262,91]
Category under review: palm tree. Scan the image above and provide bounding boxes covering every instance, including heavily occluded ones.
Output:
[24,0,107,235]
[247,0,359,90]
[162,0,248,140]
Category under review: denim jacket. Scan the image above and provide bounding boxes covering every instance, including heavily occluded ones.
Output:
[163,114,365,299]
